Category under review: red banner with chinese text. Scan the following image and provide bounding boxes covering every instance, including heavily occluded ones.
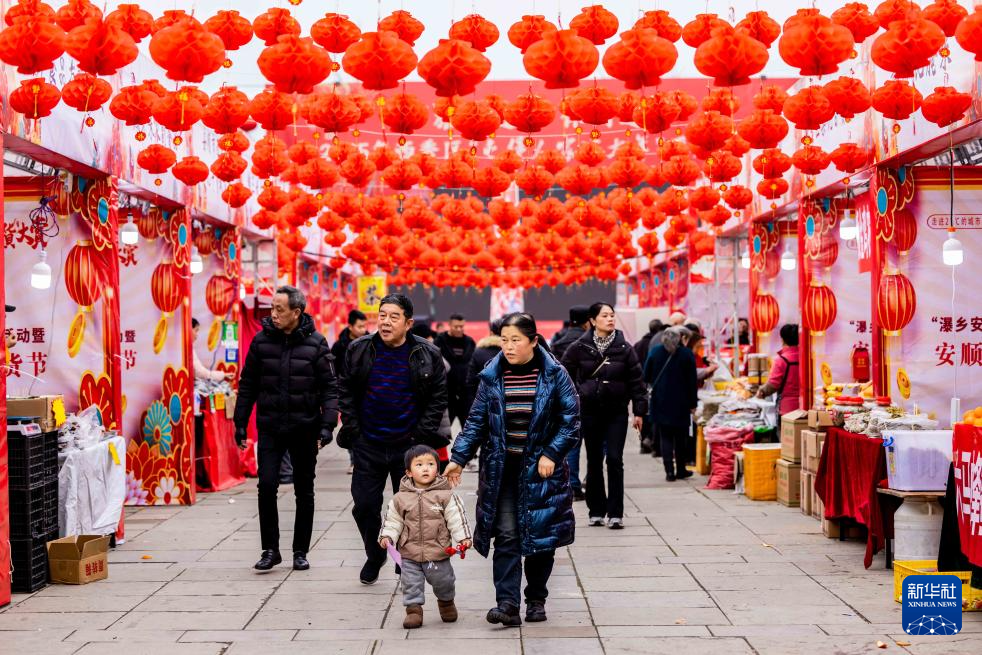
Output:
[953,423,982,567]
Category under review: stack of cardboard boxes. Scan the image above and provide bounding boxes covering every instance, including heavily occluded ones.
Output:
[799,409,832,522]
[777,410,807,507]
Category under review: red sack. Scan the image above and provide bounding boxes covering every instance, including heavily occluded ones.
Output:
[704,426,755,490]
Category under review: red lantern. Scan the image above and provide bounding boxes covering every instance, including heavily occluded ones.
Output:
[302,92,357,133]
[251,135,290,179]
[779,8,854,76]
[570,5,619,45]
[607,157,649,189]
[378,10,425,46]
[803,283,838,335]
[111,85,155,125]
[311,12,360,52]
[471,167,511,198]
[211,152,247,182]
[736,11,782,47]
[877,272,916,336]
[65,17,137,75]
[758,177,789,199]
[871,14,945,77]
[65,240,101,309]
[249,89,294,131]
[923,0,969,37]
[222,183,252,208]
[812,233,839,268]
[724,185,754,210]
[218,132,249,153]
[921,86,973,127]
[203,10,253,51]
[418,39,491,97]
[830,142,871,173]
[451,99,501,141]
[753,149,793,177]
[257,186,289,211]
[253,7,300,46]
[831,3,880,42]
[9,78,60,119]
[632,92,681,134]
[872,80,923,120]
[754,84,789,112]
[342,31,418,90]
[0,12,66,75]
[681,13,726,48]
[5,0,57,26]
[602,28,678,90]
[504,93,556,133]
[695,23,769,86]
[662,156,701,186]
[737,109,789,149]
[152,9,190,34]
[634,10,682,42]
[258,35,332,94]
[515,165,555,197]
[875,0,926,29]
[56,0,101,32]
[449,14,499,51]
[701,88,741,115]
[151,260,183,315]
[823,77,872,119]
[689,186,721,212]
[792,146,832,176]
[202,86,249,133]
[149,17,226,83]
[507,15,557,53]
[379,93,428,135]
[206,275,236,318]
[172,156,209,186]
[152,88,204,132]
[299,158,340,190]
[567,86,619,125]
[751,292,780,335]
[684,111,733,151]
[892,207,918,254]
[955,7,982,61]
[783,86,835,130]
[61,73,112,115]
[704,151,742,183]
[523,29,598,89]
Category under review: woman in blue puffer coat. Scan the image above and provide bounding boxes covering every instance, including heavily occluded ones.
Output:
[444,312,579,627]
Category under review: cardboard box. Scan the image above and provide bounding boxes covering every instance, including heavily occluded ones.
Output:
[47,535,110,584]
[780,410,809,462]
[800,471,814,516]
[812,491,825,520]
[808,409,836,429]
[776,459,801,507]
[801,430,827,473]
[7,395,64,428]
[821,517,866,540]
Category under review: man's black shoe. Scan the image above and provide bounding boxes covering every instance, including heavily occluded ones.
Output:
[572,488,585,501]
[677,469,694,480]
[360,559,383,585]
[293,552,310,571]
[254,549,282,571]
[395,563,402,576]
[666,474,677,482]
[486,604,522,627]
[525,599,547,622]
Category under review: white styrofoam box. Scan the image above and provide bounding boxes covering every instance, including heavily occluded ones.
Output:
[882,430,953,492]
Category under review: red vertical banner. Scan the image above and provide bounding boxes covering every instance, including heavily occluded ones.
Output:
[798,209,814,410]
[0,147,10,607]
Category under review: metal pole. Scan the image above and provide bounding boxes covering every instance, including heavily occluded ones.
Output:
[732,238,740,377]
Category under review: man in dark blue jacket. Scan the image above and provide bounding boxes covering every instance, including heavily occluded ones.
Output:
[644,327,698,482]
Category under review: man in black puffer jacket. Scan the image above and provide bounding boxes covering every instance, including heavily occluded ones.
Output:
[234,286,338,573]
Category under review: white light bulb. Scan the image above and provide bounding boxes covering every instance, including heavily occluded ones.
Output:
[943,233,963,266]
[781,247,796,271]
[839,211,858,241]
[31,251,52,289]
[190,247,203,275]
[740,252,750,269]
[238,284,246,300]
[120,215,139,245]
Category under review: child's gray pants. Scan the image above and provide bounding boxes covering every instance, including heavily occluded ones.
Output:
[401,558,456,606]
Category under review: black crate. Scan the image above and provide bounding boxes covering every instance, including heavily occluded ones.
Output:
[10,530,56,593]
[43,431,59,479]
[43,480,59,531]
[6,431,47,489]
[9,477,58,539]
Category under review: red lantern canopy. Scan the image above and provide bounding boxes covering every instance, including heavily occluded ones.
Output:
[523,29,599,89]
[830,142,871,173]
[872,80,923,120]
[203,10,253,52]
[602,27,677,89]
[803,283,838,335]
[380,93,429,134]
[737,109,789,149]
[211,152,247,182]
[779,8,855,76]
[507,15,557,53]
[9,77,60,119]
[258,35,332,94]
[955,7,982,61]
[450,14,499,51]
[149,17,226,83]
[504,93,556,132]
[570,5,619,45]
[921,86,972,127]
[892,207,918,254]
[61,73,112,115]
[871,14,945,77]
[0,12,66,75]
[252,7,300,46]
[222,183,252,208]
[694,24,769,86]
[877,272,916,336]
[418,38,491,97]
[831,3,881,42]
[311,12,360,52]
[751,292,780,335]
[65,17,137,75]
[342,31,418,90]
[783,86,835,130]
[823,77,872,119]
[378,10,425,46]
[681,13,726,48]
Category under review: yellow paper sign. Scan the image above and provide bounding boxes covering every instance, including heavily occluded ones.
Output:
[357,275,387,313]
[897,368,911,400]
[820,362,833,387]
[108,441,121,465]
[214,393,226,410]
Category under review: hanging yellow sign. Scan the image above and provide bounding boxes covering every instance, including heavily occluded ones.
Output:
[357,275,387,313]
[897,368,911,400]
[820,361,833,387]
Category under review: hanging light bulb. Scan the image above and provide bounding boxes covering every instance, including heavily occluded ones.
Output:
[238,283,246,300]
[190,246,203,275]
[31,251,52,289]
[120,211,139,245]
[943,227,963,266]
[740,249,750,269]
[839,209,858,241]
[780,244,796,271]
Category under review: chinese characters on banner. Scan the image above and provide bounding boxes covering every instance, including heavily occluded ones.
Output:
[953,424,982,567]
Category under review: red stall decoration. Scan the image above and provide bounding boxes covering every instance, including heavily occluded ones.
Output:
[751,291,780,335]
[877,272,917,336]
[64,239,102,358]
[952,424,982,567]
[151,260,184,353]
[803,282,838,336]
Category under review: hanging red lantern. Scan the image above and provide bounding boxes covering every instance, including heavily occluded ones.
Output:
[700,206,732,229]
[342,30,418,90]
[736,10,782,46]
[137,144,176,174]
[602,27,678,89]
[152,88,204,132]
[607,157,649,189]
[257,186,289,211]
[0,12,66,74]
[570,5,619,45]
[754,84,788,112]
[449,14,499,51]
[151,9,190,34]
[923,0,969,37]
[877,272,916,336]
[704,151,742,183]
[955,7,982,61]
[251,135,290,179]
[65,17,137,75]
[831,3,881,42]
[803,283,838,335]
[507,15,556,53]
[757,177,789,199]
[871,14,944,77]
[724,185,754,210]
[567,86,619,125]
[203,10,253,53]
[369,145,400,172]
[248,89,294,131]
[451,99,501,141]
[523,29,599,89]
[471,167,511,198]
[753,149,792,177]
[110,84,155,125]
[634,10,682,41]
[251,209,278,230]
[813,234,839,269]
[504,93,556,132]
[9,78,60,119]
[258,35,332,94]
[872,80,923,120]
[701,88,741,115]
[494,150,523,174]
[921,86,972,127]
[723,134,751,157]
[218,132,249,153]
[379,10,425,46]
[695,23,769,86]
[830,142,871,173]
[684,111,733,151]
[202,86,250,133]
[823,77,872,119]
[779,8,855,76]
[892,207,918,254]
[681,13,726,48]
[783,86,835,130]
[874,1,924,29]
[632,92,681,134]
[737,109,789,149]
[418,39,491,97]
[616,91,639,122]
[172,156,209,186]
[206,274,236,319]
[336,154,374,188]
[222,182,252,208]
[149,17,226,83]
[298,158,339,189]
[751,292,780,335]
[311,12,360,52]
[515,165,555,197]
[56,0,101,31]
[792,146,832,176]
[6,0,56,25]
[253,7,300,45]
[61,73,112,115]
[688,186,721,212]
[211,152,248,182]
[661,156,701,186]
[658,189,690,215]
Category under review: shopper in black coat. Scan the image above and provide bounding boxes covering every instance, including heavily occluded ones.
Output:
[465,318,503,411]
[644,327,698,482]
[330,309,368,378]
[550,305,591,363]
[434,313,476,427]
[234,286,338,572]
[633,319,667,455]
[560,303,647,528]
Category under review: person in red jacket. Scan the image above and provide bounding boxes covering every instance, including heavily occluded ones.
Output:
[757,324,801,415]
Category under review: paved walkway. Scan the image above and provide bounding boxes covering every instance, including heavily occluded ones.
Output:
[2,437,979,655]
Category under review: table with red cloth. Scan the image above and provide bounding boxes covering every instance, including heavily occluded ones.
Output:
[953,423,982,567]
[814,427,889,569]
[196,405,246,493]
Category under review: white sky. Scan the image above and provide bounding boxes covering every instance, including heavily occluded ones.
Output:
[108,0,945,93]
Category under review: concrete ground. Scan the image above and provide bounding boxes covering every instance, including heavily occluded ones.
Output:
[2,438,980,655]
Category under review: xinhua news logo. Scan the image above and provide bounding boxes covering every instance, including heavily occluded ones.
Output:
[902,575,962,636]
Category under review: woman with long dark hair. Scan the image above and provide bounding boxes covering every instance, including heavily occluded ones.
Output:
[444,312,579,627]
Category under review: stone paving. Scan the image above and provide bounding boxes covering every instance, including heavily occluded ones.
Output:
[2,436,980,655]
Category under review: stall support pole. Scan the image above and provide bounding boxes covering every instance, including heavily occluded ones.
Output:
[732,239,741,376]
[869,178,888,397]
[0,136,11,607]
[798,213,815,411]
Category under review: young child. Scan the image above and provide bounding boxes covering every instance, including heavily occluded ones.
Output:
[379,444,472,629]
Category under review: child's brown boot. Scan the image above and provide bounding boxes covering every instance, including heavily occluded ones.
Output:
[437,599,458,623]
[404,604,423,629]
